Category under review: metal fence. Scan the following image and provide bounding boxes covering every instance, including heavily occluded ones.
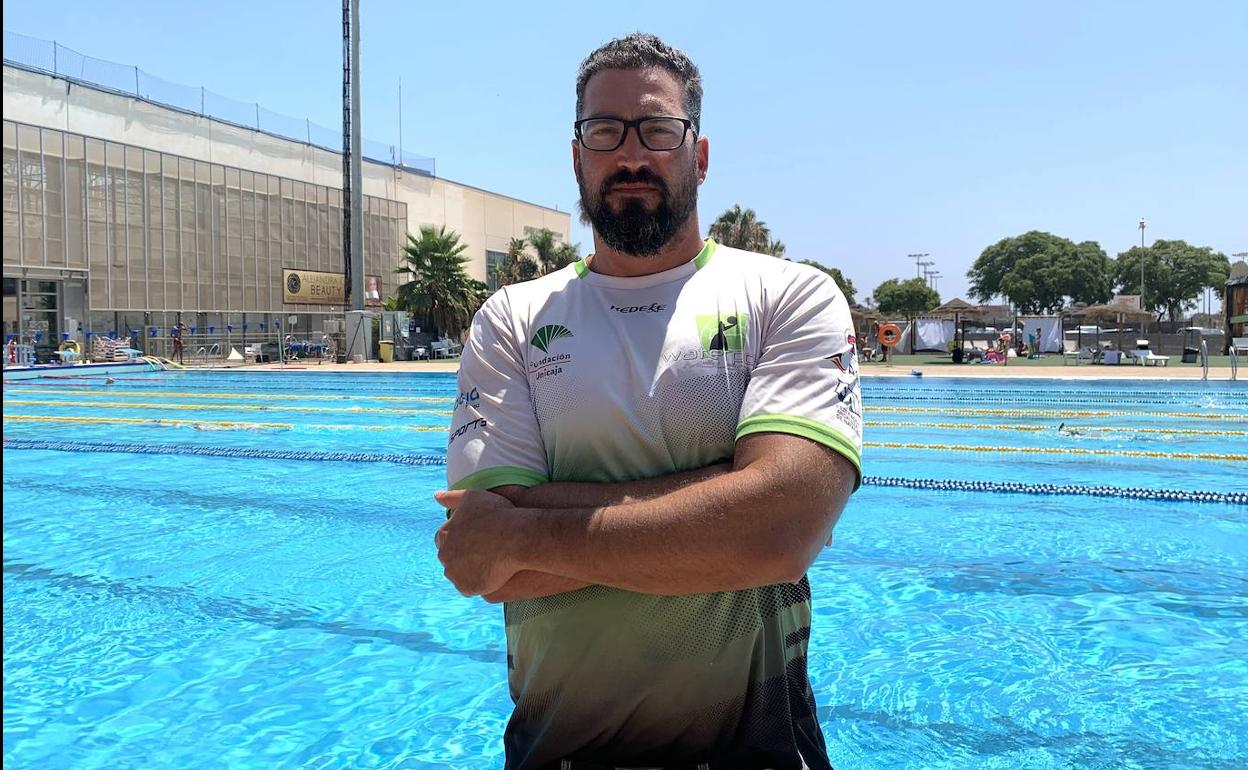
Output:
[3,30,435,177]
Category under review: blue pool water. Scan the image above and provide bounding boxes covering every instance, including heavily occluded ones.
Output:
[3,372,1246,769]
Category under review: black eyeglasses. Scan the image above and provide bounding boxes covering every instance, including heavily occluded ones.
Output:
[574,116,696,152]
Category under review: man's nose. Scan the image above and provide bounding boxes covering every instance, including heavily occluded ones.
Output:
[613,126,652,170]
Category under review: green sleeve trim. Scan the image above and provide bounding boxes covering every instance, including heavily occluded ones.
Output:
[451,466,548,491]
[736,414,863,491]
[694,238,717,269]
[574,259,590,278]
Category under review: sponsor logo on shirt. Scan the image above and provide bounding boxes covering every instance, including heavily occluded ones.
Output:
[610,303,667,313]
[530,324,573,354]
[455,386,480,410]
[696,312,749,354]
[448,417,487,446]
[529,324,574,382]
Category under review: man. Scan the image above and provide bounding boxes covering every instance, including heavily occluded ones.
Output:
[171,320,186,364]
[436,33,862,770]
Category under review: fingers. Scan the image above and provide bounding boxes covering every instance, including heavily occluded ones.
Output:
[434,489,465,508]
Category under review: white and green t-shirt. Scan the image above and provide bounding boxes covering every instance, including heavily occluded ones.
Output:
[448,239,862,769]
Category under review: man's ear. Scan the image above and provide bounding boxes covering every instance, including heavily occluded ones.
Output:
[696,135,709,184]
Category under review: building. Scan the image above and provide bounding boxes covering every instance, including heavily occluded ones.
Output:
[2,44,569,353]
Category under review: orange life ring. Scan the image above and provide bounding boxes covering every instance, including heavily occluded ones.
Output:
[878,323,902,347]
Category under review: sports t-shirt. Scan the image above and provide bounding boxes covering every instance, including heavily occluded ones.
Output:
[446,239,862,770]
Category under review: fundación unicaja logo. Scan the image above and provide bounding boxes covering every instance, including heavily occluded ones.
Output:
[530,324,573,353]
[696,313,748,353]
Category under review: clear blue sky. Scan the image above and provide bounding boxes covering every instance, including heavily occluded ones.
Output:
[5,0,1245,303]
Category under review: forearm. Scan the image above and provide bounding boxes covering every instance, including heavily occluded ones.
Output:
[496,461,731,508]
[513,453,855,596]
[482,570,589,604]
[481,462,732,602]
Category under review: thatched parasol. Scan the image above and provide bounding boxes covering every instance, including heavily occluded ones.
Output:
[928,298,989,359]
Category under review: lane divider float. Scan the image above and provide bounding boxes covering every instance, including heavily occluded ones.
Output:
[4,437,1243,505]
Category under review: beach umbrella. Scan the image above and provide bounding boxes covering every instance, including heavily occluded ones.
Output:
[929,298,989,357]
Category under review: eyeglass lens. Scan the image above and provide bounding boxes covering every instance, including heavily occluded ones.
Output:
[579,118,688,151]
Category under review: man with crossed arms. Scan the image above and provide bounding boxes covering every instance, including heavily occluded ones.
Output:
[436,32,862,770]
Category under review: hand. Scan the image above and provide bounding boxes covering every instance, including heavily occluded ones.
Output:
[433,489,523,597]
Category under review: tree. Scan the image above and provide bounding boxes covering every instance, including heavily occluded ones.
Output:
[1115,240,1230,323]
[798,259,857,305]
[968,231,1113,313]
[394,225,489,339]
[766,239,786,258]
[493,237,540,289]
[708,204,773,253]
[528,228,581,275]
[873,277,939,315]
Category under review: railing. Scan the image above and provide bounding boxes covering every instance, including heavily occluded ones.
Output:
[3,30,435,176]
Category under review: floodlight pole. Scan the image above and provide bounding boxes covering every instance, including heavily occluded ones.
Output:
[908,252,929,278]
[1138,218,1146,313]
[343,0,364,311]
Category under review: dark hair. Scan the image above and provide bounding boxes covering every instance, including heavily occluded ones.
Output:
[575,33,703,132]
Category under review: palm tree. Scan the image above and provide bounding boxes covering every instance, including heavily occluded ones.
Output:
[766,239,786,258]
[494,237,540,289]
[527,228,581,275]
[708,204,773,253]
[394,225,489,339]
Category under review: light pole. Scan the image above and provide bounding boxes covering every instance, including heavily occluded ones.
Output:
[918,260,934,284]
[908,253,929,278]
[929,272,942,292]
[1137,218,1147,311]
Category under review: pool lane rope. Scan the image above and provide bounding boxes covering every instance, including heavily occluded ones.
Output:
[7,397,1244,424]
[869,406,1245,421]
[2,387,450,403]
[3,399,453,416]
[866,421,1245,437]
[2,438,447,466]
[4,437,1243,505]
[3,414,1244,461]
[6,412,1243,439]
[865,441,1245,463]
[2,414,447,432]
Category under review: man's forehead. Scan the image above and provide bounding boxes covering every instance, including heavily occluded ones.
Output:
[581,67,683,115]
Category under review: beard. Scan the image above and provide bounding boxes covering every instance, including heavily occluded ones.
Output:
[576,161,698,257]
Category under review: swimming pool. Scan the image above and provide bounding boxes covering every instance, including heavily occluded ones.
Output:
[4,372,1246,769]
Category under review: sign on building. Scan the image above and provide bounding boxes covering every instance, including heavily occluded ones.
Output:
[283,269,381,306]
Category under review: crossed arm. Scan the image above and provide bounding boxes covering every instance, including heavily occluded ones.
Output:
[434,432,856,602]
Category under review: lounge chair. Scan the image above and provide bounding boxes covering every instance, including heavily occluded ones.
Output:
[1233,337,1248,355]
[1128,340,1169,366]
[1062,340,1096,365]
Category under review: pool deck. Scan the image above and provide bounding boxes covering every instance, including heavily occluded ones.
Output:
[230,359,1239,379]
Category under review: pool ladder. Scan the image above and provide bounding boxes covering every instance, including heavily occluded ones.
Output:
[1206,339,1239,382]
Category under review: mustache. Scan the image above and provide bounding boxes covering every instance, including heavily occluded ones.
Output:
[600,168,669,197]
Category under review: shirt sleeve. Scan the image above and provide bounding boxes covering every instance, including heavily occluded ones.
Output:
[735,268,864,489]
[446,291,549,491]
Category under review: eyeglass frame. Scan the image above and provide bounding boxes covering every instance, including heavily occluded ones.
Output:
[573,116,698,152]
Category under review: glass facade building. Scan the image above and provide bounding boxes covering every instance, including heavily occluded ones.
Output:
[3,119,406,344]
